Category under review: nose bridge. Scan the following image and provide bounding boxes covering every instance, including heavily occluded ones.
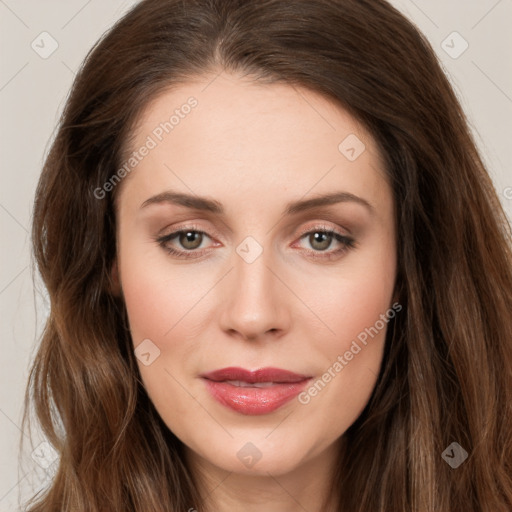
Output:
[235,239,273,298]
[219,235,289,339]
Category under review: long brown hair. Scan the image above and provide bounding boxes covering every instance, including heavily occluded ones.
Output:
[21,0,512,510]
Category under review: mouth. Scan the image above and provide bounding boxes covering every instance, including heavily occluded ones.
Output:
[217,380,285,388]
[200,367,312,415]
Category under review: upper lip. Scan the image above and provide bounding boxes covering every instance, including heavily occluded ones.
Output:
[200,367,311,383]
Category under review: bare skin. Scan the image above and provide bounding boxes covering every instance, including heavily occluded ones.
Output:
[113,70,397,512]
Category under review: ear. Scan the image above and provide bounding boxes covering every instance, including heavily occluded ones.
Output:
[109,259,122,297]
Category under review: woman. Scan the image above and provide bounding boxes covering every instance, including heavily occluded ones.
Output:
[21,0,512,510]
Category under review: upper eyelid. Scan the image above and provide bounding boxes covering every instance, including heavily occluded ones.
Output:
[295,222,348,237]
[158,223,350,246]
[160,221,347,237]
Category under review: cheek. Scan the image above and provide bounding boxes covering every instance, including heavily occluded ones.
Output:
[119,256,207,427]
[301,253,396,353]
[118,243,221,419]
[121,273,173,345]
[118,237,211,344]
[326,276,394,344]
[305,274,392,386]
[293,252,396,430]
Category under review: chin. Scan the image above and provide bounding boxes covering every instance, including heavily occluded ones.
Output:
[194,436,316,477]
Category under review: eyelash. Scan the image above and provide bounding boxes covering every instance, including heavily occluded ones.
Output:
[155,223,356,261]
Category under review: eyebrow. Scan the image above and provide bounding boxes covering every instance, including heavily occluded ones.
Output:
[140,190,375,216]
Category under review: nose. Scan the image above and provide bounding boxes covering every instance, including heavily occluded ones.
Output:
[218,243,291,342]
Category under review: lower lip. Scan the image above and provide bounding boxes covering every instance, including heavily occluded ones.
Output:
[202,379,311,415]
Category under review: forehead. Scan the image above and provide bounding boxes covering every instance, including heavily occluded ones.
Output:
[117,72,390,216]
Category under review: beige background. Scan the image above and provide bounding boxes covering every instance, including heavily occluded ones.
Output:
[1,0,511,509]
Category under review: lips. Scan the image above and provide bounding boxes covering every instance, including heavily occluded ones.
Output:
[201,367,310,384]
[200,367,311,415]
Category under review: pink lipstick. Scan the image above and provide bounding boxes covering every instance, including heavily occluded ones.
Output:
[200,367,311,415]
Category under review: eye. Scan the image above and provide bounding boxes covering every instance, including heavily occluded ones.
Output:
[155,223,357,261]
[155,224,215,259]
[293,225,356,261]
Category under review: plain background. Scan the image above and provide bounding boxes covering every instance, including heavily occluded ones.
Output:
[0,0,511,509]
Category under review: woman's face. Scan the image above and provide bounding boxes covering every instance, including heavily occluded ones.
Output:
[114,71,397,478]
